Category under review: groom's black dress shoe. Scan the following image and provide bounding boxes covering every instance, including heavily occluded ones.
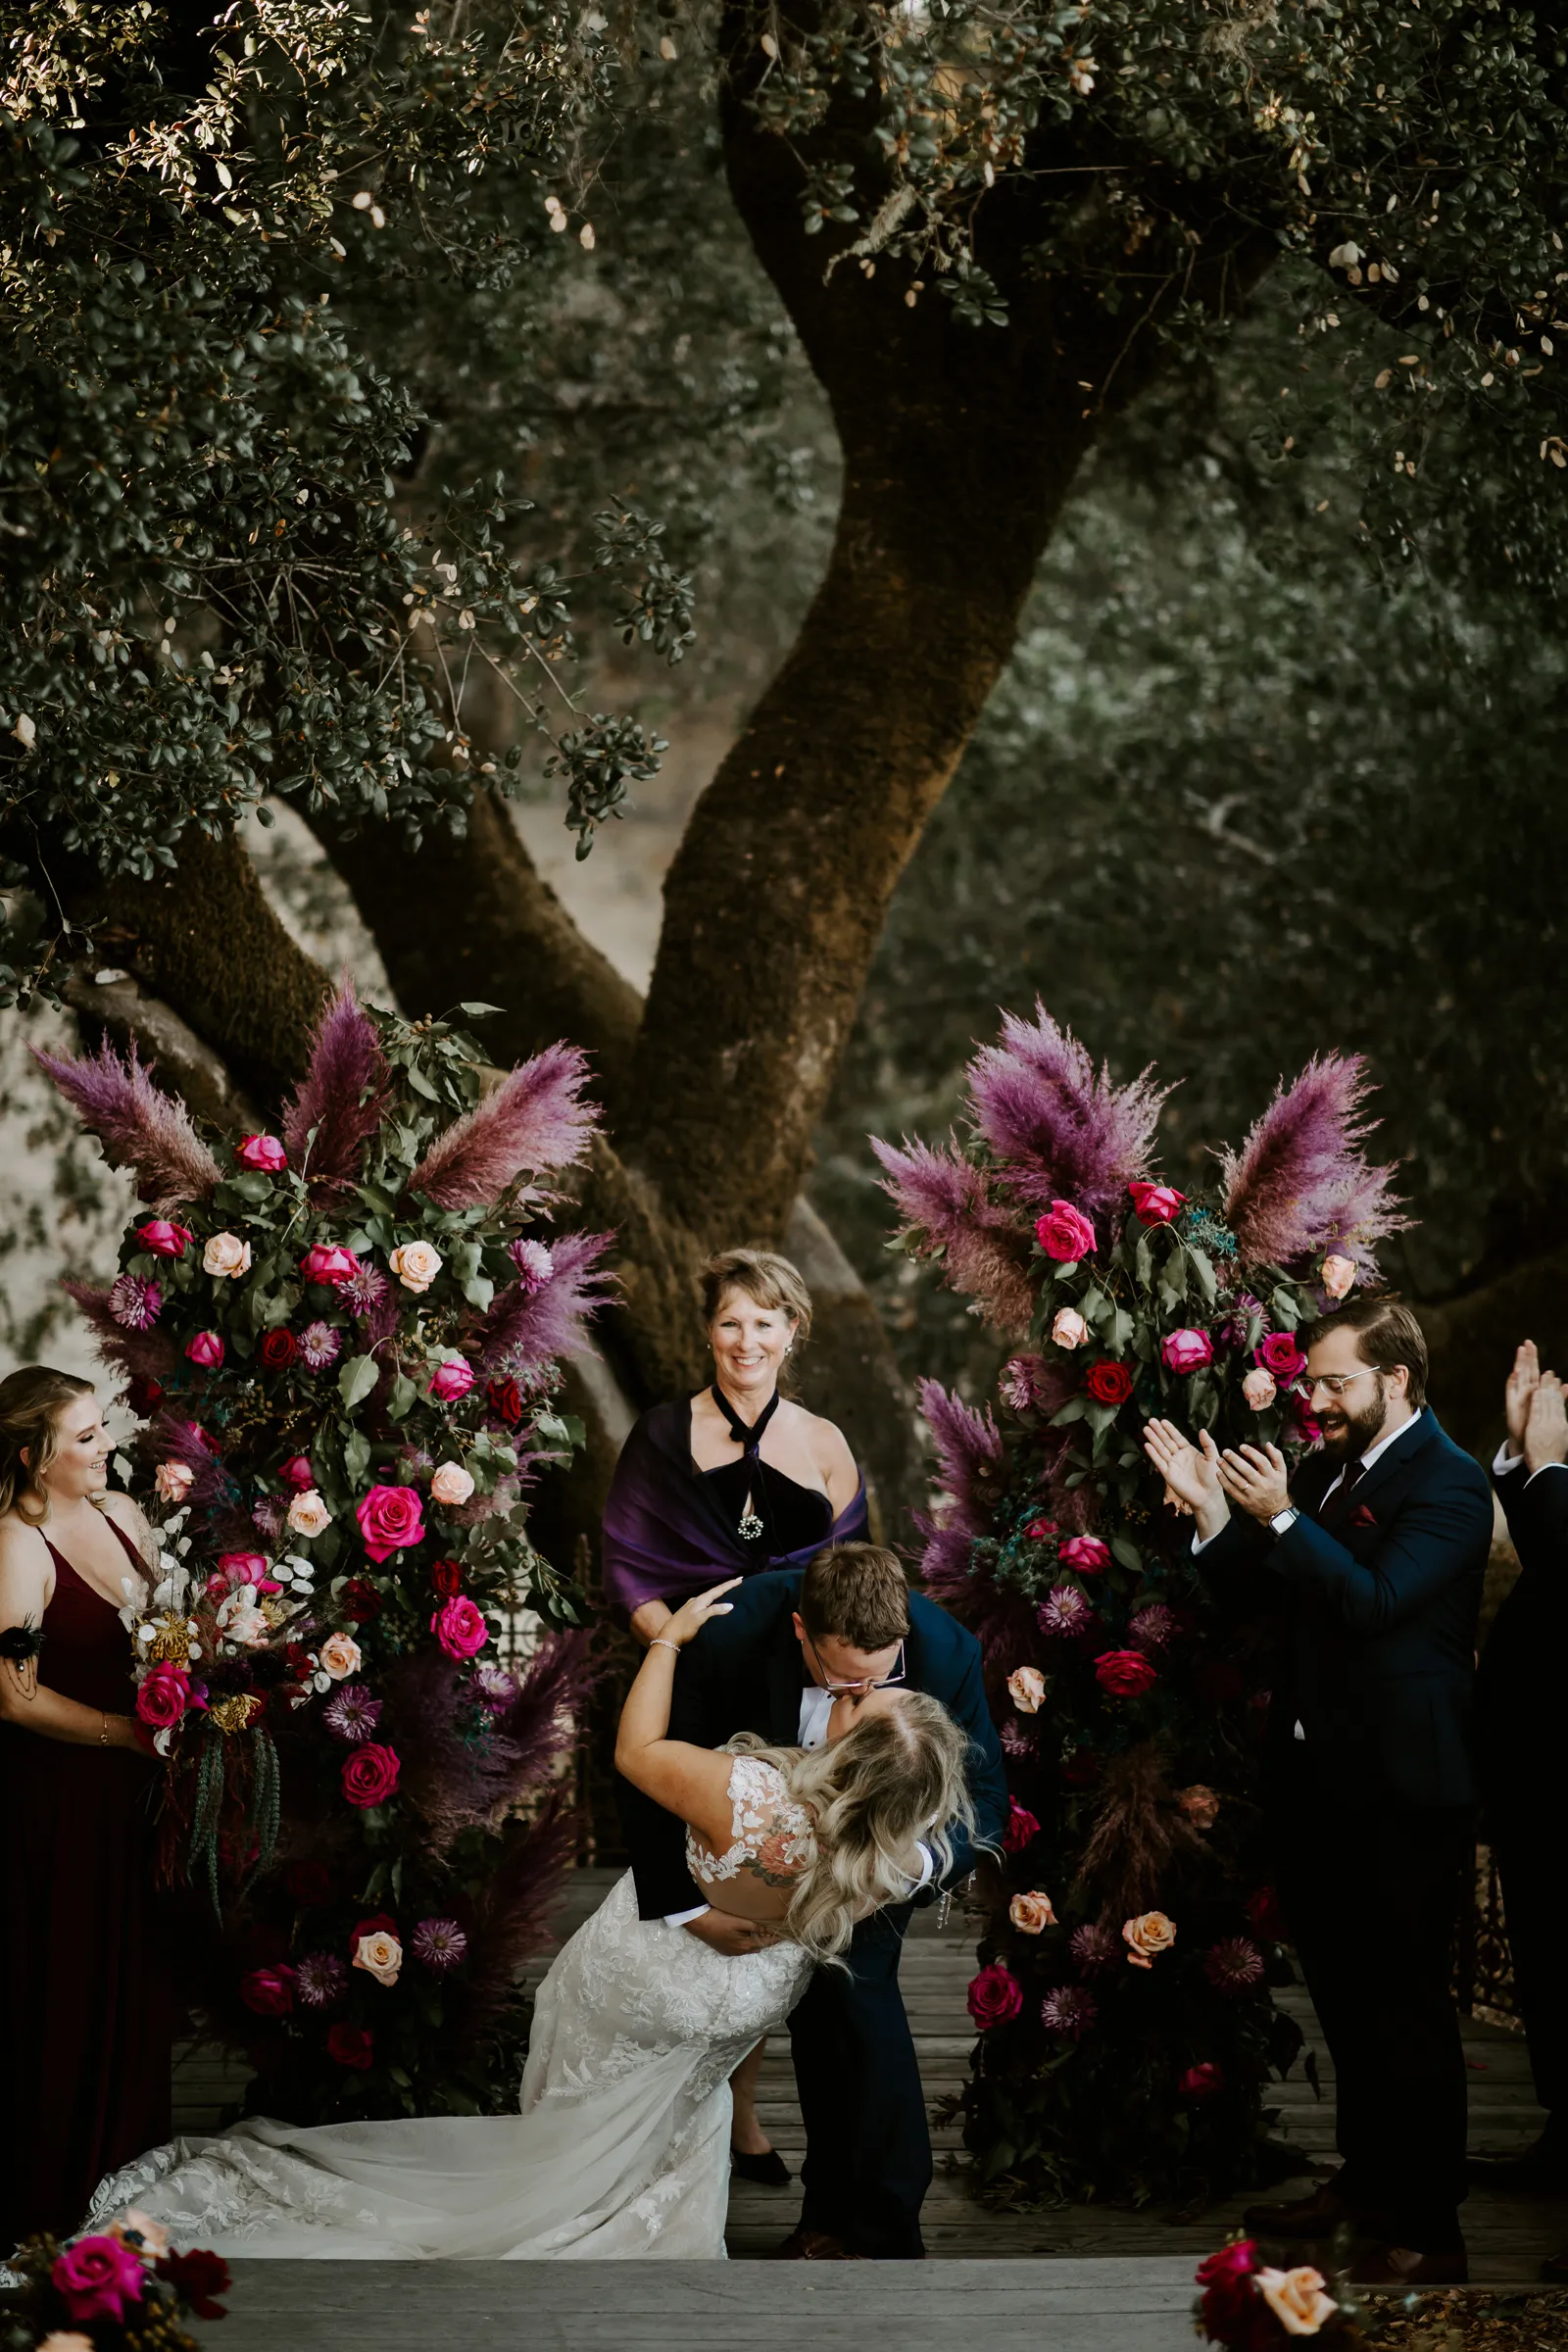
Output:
[1242,2182,1357,2239]
[731,2148,793,2188]
[771,2228,862,2260]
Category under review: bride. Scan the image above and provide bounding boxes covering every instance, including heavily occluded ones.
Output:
[84,1577,974,2259]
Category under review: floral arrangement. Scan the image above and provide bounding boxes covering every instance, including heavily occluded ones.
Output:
[1195,2237,1360,2346]
[38,985,611,2124]
[875,1007,1405,2204]
[5,2211,229,2351]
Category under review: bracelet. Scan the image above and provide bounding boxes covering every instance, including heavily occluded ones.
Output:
[649,1638,681,1654]
[100,1711,110,1746]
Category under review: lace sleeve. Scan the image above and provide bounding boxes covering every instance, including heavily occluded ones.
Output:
[686,1754,816,1888]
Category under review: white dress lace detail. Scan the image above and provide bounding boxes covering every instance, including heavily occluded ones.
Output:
[80,1762,813,2262]
[686,1750,816,1887]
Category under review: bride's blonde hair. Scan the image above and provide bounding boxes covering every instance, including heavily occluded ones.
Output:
[732,1693,979,1965]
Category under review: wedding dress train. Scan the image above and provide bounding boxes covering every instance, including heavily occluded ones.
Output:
[83,1762,815,2260]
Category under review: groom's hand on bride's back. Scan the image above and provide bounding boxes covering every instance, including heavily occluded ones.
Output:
[682,1910,779,1954]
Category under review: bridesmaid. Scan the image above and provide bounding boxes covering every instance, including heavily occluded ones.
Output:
[0,1366,170,2248]
[602,1247,867,2188]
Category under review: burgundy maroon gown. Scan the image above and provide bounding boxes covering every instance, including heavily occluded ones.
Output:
[0,1522,172,2249]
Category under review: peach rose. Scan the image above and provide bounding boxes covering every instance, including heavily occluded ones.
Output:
[430,1460,474,1507]
[111,2209,171,2260]
[1051,1306,1089,1351]
[39,2336,96,2352]
[286,1488,333,1538]
[1122,1909,1177,1969]
[352,1930,403,1987]
[1008,1890,1057,1934]
[154,1460,194,1504]
[389,1240,443,1294]
[1241,1367,1277,1410]
[1256,2266,1337,2336]
[1176,1785,1220,1831]
[1320,1253,1356,1302]
[318,1630,363,1681]
[1007,1665,1047,1714]
[203,1230,252,1280]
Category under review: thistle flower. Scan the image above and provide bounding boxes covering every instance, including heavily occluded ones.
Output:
[1040,1985,1099,2039]
[1037,1585,1093,1641]
[109,1273,163,1332]
[1069,1924,1121,1976]
[321,1683,382,1744]
[294,1952,349,2008]
[1204,1937,1266,1996]
[508,1238,555,1293]
[1128,1603,1177,1652]
[298,1321,342,1372]
[412,1917,469,1972]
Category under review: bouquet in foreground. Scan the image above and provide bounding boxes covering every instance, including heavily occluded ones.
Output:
[39,984,611,2123]
[6,2212,229,2350]
[1196,2237,1361,2347]
[876,1006,1405,2204]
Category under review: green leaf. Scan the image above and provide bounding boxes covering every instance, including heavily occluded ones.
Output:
[1188,1245,1217,1303]
[1109,1533,1143,1573]
[1134,1231,1154,1292]
[342,1429,371,1488]
[338,1354,379,1410]
[405,1060,440,1102]
[386,1372,416,1422]
[225,1170,274,1203]
[1049,1396,1088,1426]
[458,1002,505,1016]
[1271,1287,1301,1330]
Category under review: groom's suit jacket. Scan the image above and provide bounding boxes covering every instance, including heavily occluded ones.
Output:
[1198,1411,1491,1812]
[620,1567,1008,1922]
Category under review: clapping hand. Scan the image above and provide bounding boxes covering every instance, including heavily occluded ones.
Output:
[1524,1372,1568,1475]
[1143,1419,1227,1538]
[1216,1443,1292,1525]
[1505,1340,1542,1458]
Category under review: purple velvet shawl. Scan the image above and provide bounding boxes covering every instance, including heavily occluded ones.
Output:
[601,1396,868,1612]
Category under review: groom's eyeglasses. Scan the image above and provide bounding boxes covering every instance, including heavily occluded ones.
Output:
[807,1636,906,1695]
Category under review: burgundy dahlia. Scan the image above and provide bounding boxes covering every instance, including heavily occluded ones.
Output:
[340,1263,389,1318]
[1040,1985,1098,2040]
[508,1237,555,1292]
[294,1951,349,2008]
[109,1272,163,1331]
[412,1917,469,1972]
[322,1682,382,1744]
[1128,1602,1177,1651]
[299,1319,342,1371]
[470,1662,517,1711]
[1069,1923,1121,1977]
[1203,1937,1266,1996]
[1037,1584,1093,1641]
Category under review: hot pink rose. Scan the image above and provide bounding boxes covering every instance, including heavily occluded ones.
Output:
[300,1244,361,1287]
[966,1960,1024,2030]
[240,1965,296,2015]
[427,1358,475,1403]
[51,2236,146,2325]
[184,1330,224,1369]
[1003,1796,1040,1853]
[1128,1180,1186,1226]
[356,1484,425,1561]
[431,1594,489,1659]
[1255,1331,1307,1385]
[134,1661,194,1729]
[1057,1534,1110,1576]
[341,1741,401,1808]
[217,1551,274,1591]
[280,1454,316,1490]
[237,1134,287,1172]
[136,1219,191,1258]
[1161,1327,1213,1375]
[1095,1648,1157,1697]
[1180,2062,1226,2100]
[1034,1200,1097,1261]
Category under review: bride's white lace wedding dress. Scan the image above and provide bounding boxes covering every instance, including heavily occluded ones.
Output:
[83,1755,815,2260]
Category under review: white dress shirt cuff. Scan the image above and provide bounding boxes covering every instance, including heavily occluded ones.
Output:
[663,1904,711,1929]
[1494,1441,1568,1487]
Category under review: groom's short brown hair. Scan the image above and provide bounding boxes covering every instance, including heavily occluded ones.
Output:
[800,1543,910,1650]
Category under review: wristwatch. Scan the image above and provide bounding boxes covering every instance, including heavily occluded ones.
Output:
[1268,1506,1299,1540]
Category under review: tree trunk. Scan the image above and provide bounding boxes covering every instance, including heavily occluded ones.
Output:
[1421,1246,1568,1459]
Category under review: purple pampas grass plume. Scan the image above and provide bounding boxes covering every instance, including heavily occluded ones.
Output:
[408,1044,596,1210]
[1219,1054,1408,1275]
[913,1379,1035,1663]
[966,1004,1169,1222]
[32,1038,222,1210]
[281,980,392,1198]
[456,1790,577,2044]
[472,1230,615,1374]
[872,1138,1035,1338]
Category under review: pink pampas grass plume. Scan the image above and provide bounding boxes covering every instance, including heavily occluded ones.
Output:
[1220,1054,1407,1274]
[472,1230,615,1374]
[281,981,392,1198]
[872,1137,1035,1337]
[967,1004,1168,1221]
[32,1038,221,1210]
[408,1044,596,1210]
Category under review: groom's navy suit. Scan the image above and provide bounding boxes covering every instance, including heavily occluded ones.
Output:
[618,1568,1007,2258]
[1199,1410,1492,2251]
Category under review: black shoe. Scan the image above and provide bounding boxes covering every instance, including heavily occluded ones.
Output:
[1243,2182,1357,2239]
[732,2147,793,2188]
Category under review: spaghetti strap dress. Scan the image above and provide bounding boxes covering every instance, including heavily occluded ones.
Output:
[0,1521,172,2248]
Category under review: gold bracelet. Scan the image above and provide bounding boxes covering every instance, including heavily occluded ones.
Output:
[100,1712,110,1746]
[648,1638,681,1654]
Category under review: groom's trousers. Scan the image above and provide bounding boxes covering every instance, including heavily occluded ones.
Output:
[787,1899,928,2258]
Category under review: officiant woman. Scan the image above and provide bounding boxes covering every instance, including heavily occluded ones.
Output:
[602,1245,867,2184]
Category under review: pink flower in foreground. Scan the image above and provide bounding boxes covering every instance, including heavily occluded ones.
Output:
[1057,1534,1110,1575]
[280,1453,316,1489]
[237,1134,287,1172]
[300,1243,361,1287]
[356,1483,425,1561]
[428,1357,475,1402]
[51,2236,146,2325]
[1128,1180,1186,1226]
[1051,1306,1090,1351]
[136,1219,191,1258]
[431,1594,488,1659]
[298,1320,341,1371]
[1035,1200,1097,1261]
[1255,1331,1307,1385]
[109,1273,162,1331]
[184,1330,224,1369]
[1161,1327,1213,1375]
[1038,1584,1094,1641]
[967,1961,1023,2029]
[134,1662,194,1729]
[429,1460,475,1507]
[341,1741,401,1808]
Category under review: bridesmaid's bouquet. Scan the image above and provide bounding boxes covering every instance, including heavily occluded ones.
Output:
[37,985,611,2122]
[5,2211,229,2350]
[1194,2238,1360,2347]
[877,1009,1406,2204]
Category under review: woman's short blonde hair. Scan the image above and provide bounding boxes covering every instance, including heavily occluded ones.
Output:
[734,1692,978,1965]
[698,1248,813,1350]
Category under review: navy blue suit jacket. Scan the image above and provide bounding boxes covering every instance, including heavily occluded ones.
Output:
[1199,1411,1492,1811]
[620,1567,1009,1921]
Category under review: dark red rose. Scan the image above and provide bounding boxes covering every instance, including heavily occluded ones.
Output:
[156,2247,232,2321]
[430,1557,463,1598]
[1002,1796,1040,1853]
[1094,1648,1157,1697]
[240,1964,296,2015]
[341,1741,400,1808]
[1180,2061,1227,2100]
[327,2020,374,2070]
[486,1376,524,1428]
[1247,1885,1286,1941]
[351,1911,397,1947]
[342,1576,383,1625]
[1084,1359,1135,1406]
[259,1327,299,1370]
[126,1374,165,1417]
[287,1859,333,1908]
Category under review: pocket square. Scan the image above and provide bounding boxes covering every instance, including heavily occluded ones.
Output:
[1348,1503,1378,1528]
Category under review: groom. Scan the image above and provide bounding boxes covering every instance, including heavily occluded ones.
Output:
[617,1541,1007,2261]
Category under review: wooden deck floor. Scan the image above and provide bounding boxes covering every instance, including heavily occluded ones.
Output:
[172,1866,1564,2289]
